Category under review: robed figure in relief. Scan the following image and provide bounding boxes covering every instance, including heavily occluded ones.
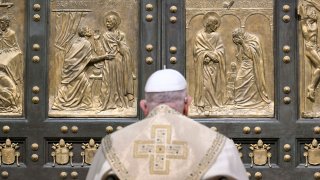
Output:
[52,26,113,110]
[99,11,135,110]
[193,12,226,111]
[52,27,94,110]
[0,15,22,112]
[232,28,271,108]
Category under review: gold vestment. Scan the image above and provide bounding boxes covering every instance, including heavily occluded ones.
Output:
[87,105,248,180]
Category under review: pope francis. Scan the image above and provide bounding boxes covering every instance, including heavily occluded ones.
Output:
[86,69,248,180]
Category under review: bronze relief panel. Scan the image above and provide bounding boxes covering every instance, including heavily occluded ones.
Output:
[0,138,20,166]
[0,0,25,116]
[48,0,138,117]
[304,139,320,167]
[298,138,320,167]
[51,139,73,167]
[186,0,274,118]
[299,0,320,118]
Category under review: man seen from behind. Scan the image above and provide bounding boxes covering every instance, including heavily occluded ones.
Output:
[87,69,248,180]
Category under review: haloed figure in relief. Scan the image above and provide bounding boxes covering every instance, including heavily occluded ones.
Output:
[193,12,226,112]
[52,26,114,110]
[232,28,271,108]
[300,0,320,102]
[0,15,21,112]
[97,11,135,110]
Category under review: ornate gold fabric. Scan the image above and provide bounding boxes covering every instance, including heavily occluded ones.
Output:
[186,133,226,180]
[100,105,231,180]
[102,136,131,180]
[133,125,188,175]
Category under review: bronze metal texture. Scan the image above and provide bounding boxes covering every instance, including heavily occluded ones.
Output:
[48,0,138,118]
[186,0,274,117]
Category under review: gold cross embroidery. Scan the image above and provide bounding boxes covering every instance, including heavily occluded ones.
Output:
[133,125,188,175]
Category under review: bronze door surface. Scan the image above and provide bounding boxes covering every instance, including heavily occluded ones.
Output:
[0,0,318,179]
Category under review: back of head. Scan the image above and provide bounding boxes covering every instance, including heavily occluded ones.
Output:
[78,26,91,37]
[144,69,187,113]
[232,28,244,38]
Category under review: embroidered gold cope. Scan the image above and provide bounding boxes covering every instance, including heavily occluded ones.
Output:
[133,125,188,174]
[86,105,248,180]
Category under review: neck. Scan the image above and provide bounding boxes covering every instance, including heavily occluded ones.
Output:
[204,28,213,33]
[149,103,184,115]
[108,28,116,32]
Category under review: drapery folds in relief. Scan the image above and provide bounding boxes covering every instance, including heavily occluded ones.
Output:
[51,12,88,110]
[232,28,271,108]
[53,26,115,110]
[53,12,85,98]
[52,29,93,110]
[98,11,136,110]
[49,0,138,117]
[193,12,226,111]
[186,0,274,117]
[0,0,24,115]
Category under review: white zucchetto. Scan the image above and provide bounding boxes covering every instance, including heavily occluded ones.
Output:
[145,69,187,92]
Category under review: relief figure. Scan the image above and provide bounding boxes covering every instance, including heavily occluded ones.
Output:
[98,11,136,110]
[186,0,274,117]
[225,62,237,105]
[52,26,113,110]
[232,28,271,108]
[49,0,138,117]
[300,0,320,102]
[193,12,226,111]
[0,15,21,112]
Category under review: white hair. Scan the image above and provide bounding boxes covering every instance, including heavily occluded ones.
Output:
[145,89,187,113]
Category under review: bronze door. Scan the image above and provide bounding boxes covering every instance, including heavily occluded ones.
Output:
[0,0,318,179]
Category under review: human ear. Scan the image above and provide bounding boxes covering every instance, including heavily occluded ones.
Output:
[183,96,192,116]
[140,100,149,116]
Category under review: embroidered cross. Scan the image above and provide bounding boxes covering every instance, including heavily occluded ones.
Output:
[133,125,188,175]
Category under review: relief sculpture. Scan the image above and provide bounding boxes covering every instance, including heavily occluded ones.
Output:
[0,0,24,116]
[304,139,320,166]
[96,11,136,110]
[0,139,20,166]
[193,12,226,111]
[186,0,274,117]
[51,139,73,167]
[52,26,114,110]
[299,0,320,117]
[232,28,271,108]
[81,138,99,166]
[49,0,138,117]
[249,139,272,168]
